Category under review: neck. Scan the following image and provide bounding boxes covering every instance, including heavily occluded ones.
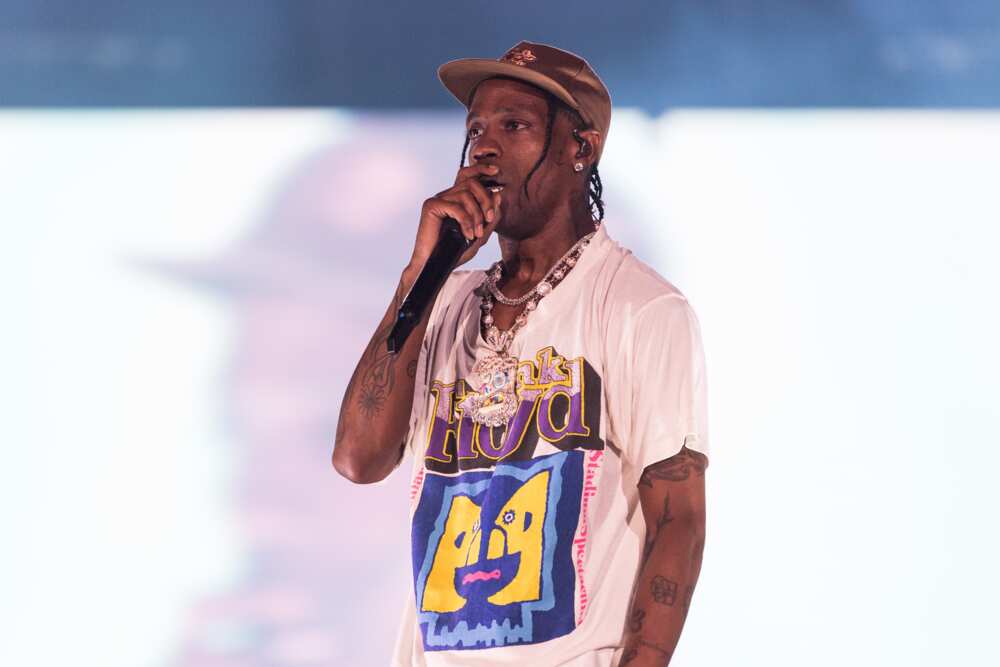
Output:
[497,203,595,293]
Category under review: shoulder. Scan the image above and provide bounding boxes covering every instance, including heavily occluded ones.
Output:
[424,268,485,329]
[441,268,484,303]
[596,235,696,324]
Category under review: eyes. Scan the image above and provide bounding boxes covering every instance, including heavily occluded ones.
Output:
[467,120,529,140]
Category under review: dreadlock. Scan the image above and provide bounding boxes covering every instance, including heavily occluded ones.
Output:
[459,78,605,223]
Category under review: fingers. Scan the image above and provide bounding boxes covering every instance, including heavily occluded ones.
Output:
[435,168,500,241]
[470,189,503,244]
[418,163,501,264]
[462,178,496,227]
[419,196,464,236]
[457,190,502,266]
[423,193,486,242]
[484,189,501,232]
[454,162,499,187]
[444,190,487,238]
[443,185,496,237]
[455,166,499,237]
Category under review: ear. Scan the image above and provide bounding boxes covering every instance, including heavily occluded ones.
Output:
[573,128,602,168]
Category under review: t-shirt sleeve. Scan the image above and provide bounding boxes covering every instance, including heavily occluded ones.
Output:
[611,295,710,474]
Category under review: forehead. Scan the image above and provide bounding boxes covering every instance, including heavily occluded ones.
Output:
[467,78,549,119]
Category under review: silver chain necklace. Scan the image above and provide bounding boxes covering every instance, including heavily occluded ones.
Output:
[461,230,596,427]
[485,232,594,307]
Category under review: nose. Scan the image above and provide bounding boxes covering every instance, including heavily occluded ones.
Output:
[476,524,509,562]
[471,133,502,165]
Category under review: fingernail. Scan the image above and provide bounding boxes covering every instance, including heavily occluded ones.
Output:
[488,165,498,172]
[486,209,494,222]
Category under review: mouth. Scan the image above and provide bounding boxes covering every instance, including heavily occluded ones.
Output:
[461,568,501,585]
[478,177,505,194]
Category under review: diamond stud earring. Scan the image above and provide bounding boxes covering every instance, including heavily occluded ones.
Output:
[573,162,585,172]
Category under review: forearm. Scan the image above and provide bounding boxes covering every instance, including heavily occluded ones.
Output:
[619,519,705,666]
[332,262,430,483]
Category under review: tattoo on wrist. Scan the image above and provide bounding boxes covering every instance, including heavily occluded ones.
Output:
[651,575,678,606]
[639,446,708,487]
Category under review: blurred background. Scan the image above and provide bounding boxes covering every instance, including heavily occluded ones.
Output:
[3,1,999,666]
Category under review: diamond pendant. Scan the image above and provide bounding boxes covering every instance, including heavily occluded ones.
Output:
[465,350,519,427]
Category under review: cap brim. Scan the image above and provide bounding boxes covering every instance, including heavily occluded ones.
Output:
[438,58,582,116]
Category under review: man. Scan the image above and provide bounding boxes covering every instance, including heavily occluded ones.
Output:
[333,41,709,666]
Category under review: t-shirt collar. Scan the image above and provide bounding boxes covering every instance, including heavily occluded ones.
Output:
[461,222,613,352]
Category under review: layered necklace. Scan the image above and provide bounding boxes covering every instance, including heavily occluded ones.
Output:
[464,230,596,427]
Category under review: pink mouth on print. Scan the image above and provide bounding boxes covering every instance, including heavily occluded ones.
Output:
[461,569,501,585]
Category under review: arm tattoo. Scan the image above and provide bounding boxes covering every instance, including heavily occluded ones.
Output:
[358,347,395,417]
[650,575,678,606]
[351,281,407,418]
[639,446,708,487]
[628,607,646,633]
[640,493,675,568]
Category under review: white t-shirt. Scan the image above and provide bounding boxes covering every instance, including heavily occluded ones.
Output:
[391,224,709,666]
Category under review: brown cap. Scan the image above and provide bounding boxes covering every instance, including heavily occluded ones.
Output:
[438,41,612,159]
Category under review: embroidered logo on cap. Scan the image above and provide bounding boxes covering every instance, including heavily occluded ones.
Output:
[501,48,537,66]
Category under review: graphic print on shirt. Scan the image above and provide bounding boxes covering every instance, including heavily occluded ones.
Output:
[410,346,606,650]
[412,451,583,650]
[422,346,604,474]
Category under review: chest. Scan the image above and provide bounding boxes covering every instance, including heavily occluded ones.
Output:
[482,300,528,334]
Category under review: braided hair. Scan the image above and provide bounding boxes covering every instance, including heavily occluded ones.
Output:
[459,78,605,223]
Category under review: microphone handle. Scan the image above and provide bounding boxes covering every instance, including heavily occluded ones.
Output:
[387,217,470,353]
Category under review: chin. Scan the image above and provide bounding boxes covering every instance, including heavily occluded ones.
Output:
[495,213,541,241]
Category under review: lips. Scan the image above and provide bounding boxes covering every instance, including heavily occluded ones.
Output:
[478,177,505,193]
[461,569,501,585]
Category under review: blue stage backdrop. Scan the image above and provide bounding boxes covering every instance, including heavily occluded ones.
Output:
[2,1,999,108]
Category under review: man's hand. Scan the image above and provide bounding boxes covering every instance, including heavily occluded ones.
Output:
[618,445,707,666]
[410,162,503,270]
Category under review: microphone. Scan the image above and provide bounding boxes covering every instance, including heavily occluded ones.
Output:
[387,217,470,353]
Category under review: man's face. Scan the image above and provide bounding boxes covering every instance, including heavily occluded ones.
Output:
[465,78,577,239]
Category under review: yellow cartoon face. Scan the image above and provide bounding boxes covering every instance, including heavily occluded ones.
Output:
[421,469,550,612]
